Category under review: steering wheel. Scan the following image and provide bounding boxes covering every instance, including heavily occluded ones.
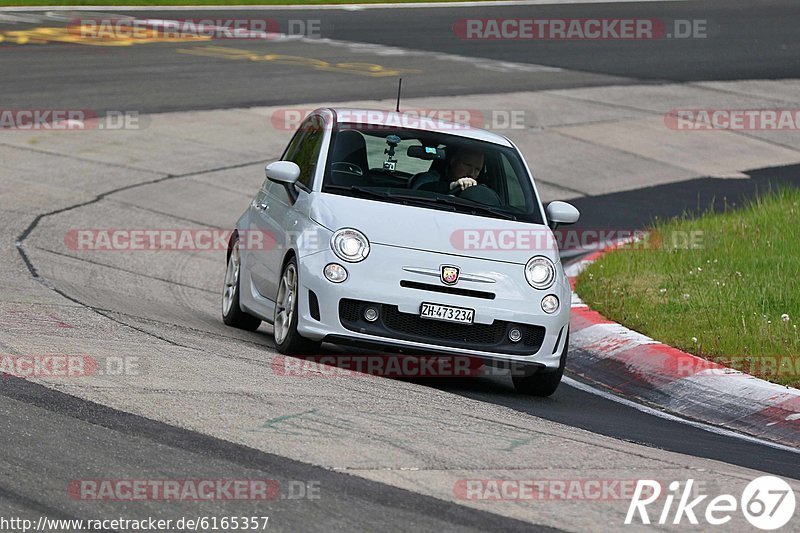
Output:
[331,162,363,176]
[453,184,502,206]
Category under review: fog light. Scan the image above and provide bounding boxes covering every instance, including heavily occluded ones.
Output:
[364,307,379,322]
[324,263,348,283]
[541,295,559,314]
[509,328,522,343]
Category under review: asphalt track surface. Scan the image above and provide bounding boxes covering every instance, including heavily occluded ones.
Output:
[0,377,550,533]
[2,1,800,531]
[0,0,798,113]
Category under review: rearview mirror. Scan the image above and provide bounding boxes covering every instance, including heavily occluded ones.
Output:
[407,145,446,160]
[546,201,580,229]
[265,161,301,185]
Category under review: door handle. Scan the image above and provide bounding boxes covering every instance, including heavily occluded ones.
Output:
[257,201,269,210]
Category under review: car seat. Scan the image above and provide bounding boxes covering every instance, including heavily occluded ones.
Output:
[330,130,370,187]
[408,157,447,190]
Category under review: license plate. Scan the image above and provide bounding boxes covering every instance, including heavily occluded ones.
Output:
[419,302,474,324]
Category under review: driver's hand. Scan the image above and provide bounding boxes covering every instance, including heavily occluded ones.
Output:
[450,177,478,191]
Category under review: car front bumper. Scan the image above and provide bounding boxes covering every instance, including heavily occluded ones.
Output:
[294,244,571,369]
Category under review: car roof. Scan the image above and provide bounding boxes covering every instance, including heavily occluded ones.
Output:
[317,107,514,147]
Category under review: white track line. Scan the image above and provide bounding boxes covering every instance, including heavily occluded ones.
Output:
[303,36,562,73]
[0,0,694,13]
[563,376,800,455]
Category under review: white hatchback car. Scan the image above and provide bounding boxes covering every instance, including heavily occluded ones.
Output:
[222,108,579,395]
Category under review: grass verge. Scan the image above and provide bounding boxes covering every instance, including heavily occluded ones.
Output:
[575,187,800,388]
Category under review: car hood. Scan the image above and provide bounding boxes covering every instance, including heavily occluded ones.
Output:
[311,193,558,265]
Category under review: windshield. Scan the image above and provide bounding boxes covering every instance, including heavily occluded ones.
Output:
[321,124,544,224]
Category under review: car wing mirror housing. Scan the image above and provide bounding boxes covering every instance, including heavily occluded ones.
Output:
[265,161,301,185]
[546,201,580,230]
[265,161,301,202]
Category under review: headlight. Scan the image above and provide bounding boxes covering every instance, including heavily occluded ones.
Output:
[525,256,556,289]
[324,263,348,283]
[541,295,560,314]
[331,228,370,263]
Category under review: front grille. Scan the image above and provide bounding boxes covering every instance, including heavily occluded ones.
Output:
[338,299,546,355]
[339,299,360,322]
[400,280,495,300]
[383,305,504,344]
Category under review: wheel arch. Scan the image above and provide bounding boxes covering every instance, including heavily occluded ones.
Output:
[280,248,298,273]
[226,229,239,262]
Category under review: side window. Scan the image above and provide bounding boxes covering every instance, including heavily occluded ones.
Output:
[287,117,324,189]
[281,127,305,161]
[501,153,527,209]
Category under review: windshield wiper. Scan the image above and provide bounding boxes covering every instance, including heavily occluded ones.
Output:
[323,185,457,212]
[323,185,516,219]
[403,195,518,221]
[459,202,518,221]
[324,185,393,200]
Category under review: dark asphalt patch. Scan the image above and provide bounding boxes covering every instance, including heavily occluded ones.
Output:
[0,376,558,532]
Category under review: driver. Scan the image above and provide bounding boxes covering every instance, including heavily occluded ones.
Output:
[415,147,485,194]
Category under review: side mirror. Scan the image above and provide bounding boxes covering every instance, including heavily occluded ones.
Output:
[265,161,301,185]
[546,201,580,229]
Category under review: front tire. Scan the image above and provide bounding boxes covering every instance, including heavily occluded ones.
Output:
[274,257,320,354]
[512,331,568,397]
[222,235,262,331]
